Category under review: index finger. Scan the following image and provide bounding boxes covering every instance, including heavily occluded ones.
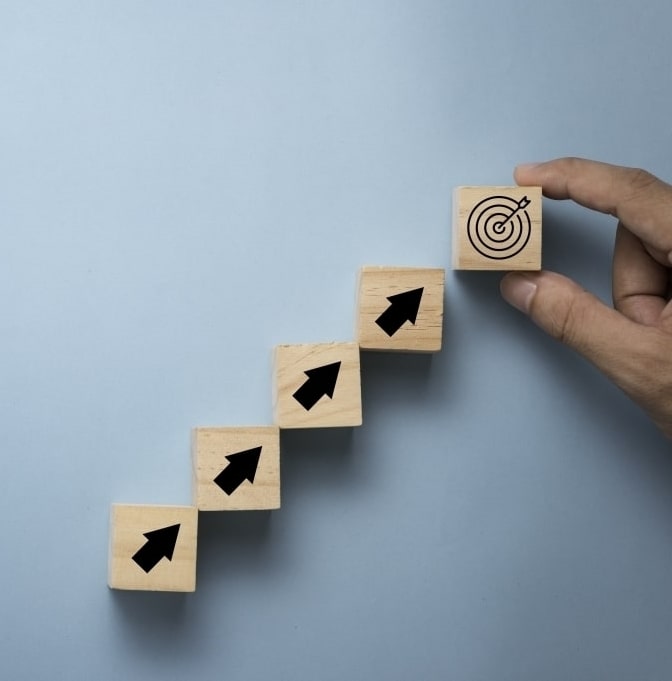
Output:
[514,157,672,259]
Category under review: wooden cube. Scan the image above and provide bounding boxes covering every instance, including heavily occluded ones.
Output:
[192,426,280,511]
[273,342,362,429]
[357,266,445,352]
[108,504,198,592]
[452,186,542,270]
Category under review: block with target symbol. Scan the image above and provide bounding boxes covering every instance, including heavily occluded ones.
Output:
[192,426,280,511]
[273,342,362,428]
[452,186,542,270]
[357,266,445,352]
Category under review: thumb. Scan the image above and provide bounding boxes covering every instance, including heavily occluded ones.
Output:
[500,270,662,398]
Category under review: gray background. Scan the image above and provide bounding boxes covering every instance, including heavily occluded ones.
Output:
[2,2,672,679]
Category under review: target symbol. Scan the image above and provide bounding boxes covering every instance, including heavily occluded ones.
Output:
[467,195,533,260]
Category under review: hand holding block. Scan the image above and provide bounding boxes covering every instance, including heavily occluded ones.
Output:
[192,426,280,511]
[357,266,445,352]
[108,504,198,592]
[452,186,542,270]
[274,342,362,428]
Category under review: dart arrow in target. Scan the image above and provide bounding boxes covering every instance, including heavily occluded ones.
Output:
[375,287,424,337]
[132,524,180,573]
[293,361,341,410]
[213,446,262,495]
[495,195,531,232]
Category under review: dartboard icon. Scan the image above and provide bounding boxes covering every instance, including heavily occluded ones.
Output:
[467,194,532,260]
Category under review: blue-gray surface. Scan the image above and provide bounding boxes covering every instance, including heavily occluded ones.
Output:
[2,2,672,680]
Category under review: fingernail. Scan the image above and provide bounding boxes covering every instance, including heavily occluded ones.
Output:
[515,162,542,173]
[500,273,538,314]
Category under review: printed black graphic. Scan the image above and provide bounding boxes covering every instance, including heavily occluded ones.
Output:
[375,287,424,337]
[292,361,341,411]
[213,446,262,495]
[132,524,180,573]
[467,195,532,260]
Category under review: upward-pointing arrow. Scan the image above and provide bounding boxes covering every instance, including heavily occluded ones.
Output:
[292,361,342,411]
[375,287,424,337]
[132,524,181,574]
[213,446,262,495]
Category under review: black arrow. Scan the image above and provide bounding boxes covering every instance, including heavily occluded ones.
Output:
[132,524,180,574]
[213,446,262,495]
[292,361,341,411]
[375,287,424,337]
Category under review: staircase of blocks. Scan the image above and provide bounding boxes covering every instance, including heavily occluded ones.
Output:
[108,186,542,592]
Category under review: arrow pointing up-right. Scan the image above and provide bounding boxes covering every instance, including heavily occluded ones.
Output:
[375,287,424,337]
[131,523,181,574]
[292,361,342,411]
[213,446,262,496]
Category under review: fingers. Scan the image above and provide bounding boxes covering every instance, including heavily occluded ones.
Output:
[514,158,672,258]
[612,223,668,325]
[500,270,666,404]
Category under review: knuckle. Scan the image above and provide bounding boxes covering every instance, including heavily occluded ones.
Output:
[623,167,659,199]
[551,291,594,349]
[620,328,672,402]
[610,167,662,221]
[555,156,584,174]
[637,331,671,383]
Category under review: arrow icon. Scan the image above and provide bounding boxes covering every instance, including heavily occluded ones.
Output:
[292,361,341,411]
[213,446,262,495]
[375,287,424,337]
[132,524,181,574]
[493,195,531,234]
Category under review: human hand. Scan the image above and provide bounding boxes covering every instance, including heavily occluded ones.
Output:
[500,157,672,437]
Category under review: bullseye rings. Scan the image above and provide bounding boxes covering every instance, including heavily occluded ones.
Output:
[467,195,532,260]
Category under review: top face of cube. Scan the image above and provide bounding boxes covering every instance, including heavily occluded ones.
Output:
[108,504,198,592]
[192,426,280,511]
[357,267,445,352]
[452,186,542,270]
[273,342,362,429]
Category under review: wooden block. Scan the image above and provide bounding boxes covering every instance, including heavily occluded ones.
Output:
[357,266,445,352]
[192,426,280,511]
[108,504,198,592]
[273,342,362,429]
[452,186,542,270]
